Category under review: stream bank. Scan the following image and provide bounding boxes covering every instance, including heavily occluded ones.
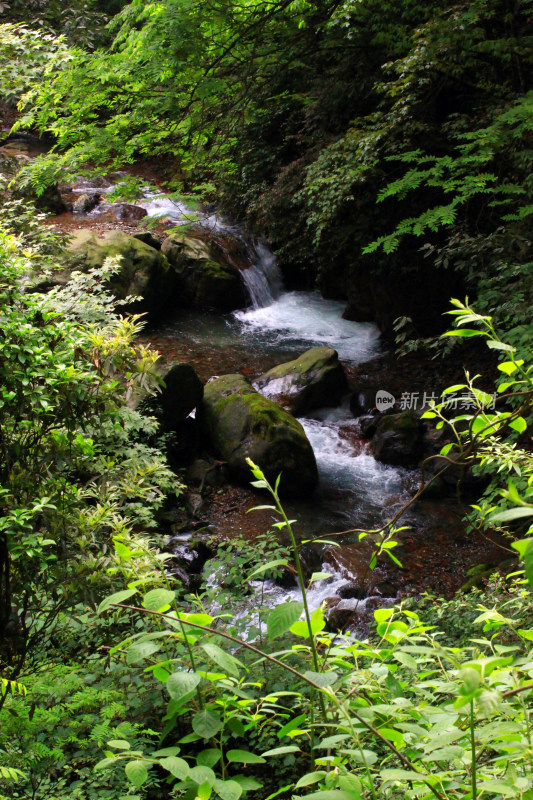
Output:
[0,139,511,630]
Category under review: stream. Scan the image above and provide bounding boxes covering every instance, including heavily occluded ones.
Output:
[128,192,504,618]
[0,141,504,618]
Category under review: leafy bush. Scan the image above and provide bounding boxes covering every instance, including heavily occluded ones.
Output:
[0,220,179,671]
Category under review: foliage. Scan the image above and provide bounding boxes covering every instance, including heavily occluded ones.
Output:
[89,462,533,800]
[0,23,72,105]
[0,218,179,675]
[419,299,533,584]
[0,660,163,799]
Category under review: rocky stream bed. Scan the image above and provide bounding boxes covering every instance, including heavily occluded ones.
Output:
[1,131,511,635]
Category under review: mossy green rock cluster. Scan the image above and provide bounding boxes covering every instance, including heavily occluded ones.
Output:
[67,229,177,318]
[201,374,318,497]
[161,232,246,311]
[255,346,347,415]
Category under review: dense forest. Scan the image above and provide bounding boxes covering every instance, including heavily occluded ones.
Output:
[1,1,533,799]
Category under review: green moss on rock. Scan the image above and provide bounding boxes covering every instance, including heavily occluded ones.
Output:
[255,346,347,414]
[202,374,318,497]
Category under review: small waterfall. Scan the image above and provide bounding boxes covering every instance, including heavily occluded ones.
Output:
[137,189,284,309]
[239,240,284,309]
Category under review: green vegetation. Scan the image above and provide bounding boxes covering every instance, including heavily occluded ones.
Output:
[1,1,533,798]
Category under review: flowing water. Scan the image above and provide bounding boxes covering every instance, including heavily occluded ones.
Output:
[57,182,504,607]
[131,193,422,610]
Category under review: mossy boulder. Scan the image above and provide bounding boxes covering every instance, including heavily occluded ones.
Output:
[66,229,178,319]
[161,232,246,311]
[372,410,423,467]
[255,346,347,415]
[201,374,318,497]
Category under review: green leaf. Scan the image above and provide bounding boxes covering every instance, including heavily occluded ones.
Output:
[214,779,243,800]
[98,588,137,615]
[487,340,515,352]
[226,749,266,764]
[498,361,520,375]
[381,769,424,782]
[192,710,222,739]
[95,757,116,770]
[197,781,213,800]
[142,588,175,612]
[491,507,533,522]
[267,601,303,639]
[107,739,131,750]
[512,538,533,587]
[200,643,243,677]
[442,330,484,338]
[247,559,288,579]
[261,745,300,757]
[197,749,221,768]
[509,417,527,434]
[125,761,148,788]
[304,670,338,688]
[294,772,327,789]
[277,713,308,740]
[189,766,216,786]
[126,641,161,664]
[232,777,263,791]
[166,671,201,703]
[159,756,189,780]
[291,606,325,638]
[309,571,333,583]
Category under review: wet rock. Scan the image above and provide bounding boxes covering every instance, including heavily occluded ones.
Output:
[337,582,367,600]
[255,346,347,415]
[298,543,323,577]
[274,567,298,589]
[187,492,206,519]
[109,203,148,224]
[359,414,379,439]
[350,387,378,417]
[201,373,318,498]
[168,533,215,575]
[325,600,358,632]
[133,231,161,250]
[162,232,246,311]
[372,410,423,467]
[370,581,397,597]
[66,229,178,319]
[73,192,101,213]
[168,564,192,589]
[159,362,204,429]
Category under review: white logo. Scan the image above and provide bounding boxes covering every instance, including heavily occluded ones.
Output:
[376,390,395,412]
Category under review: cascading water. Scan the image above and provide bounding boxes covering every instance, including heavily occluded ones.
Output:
[238,240,284,309]
[133,190,411,532]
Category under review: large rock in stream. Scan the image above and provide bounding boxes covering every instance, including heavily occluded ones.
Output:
[255,346,348,415]
[201,374,318,497]
[372,410,423,467]
[161,232,246,311]
[65,229,178,318]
